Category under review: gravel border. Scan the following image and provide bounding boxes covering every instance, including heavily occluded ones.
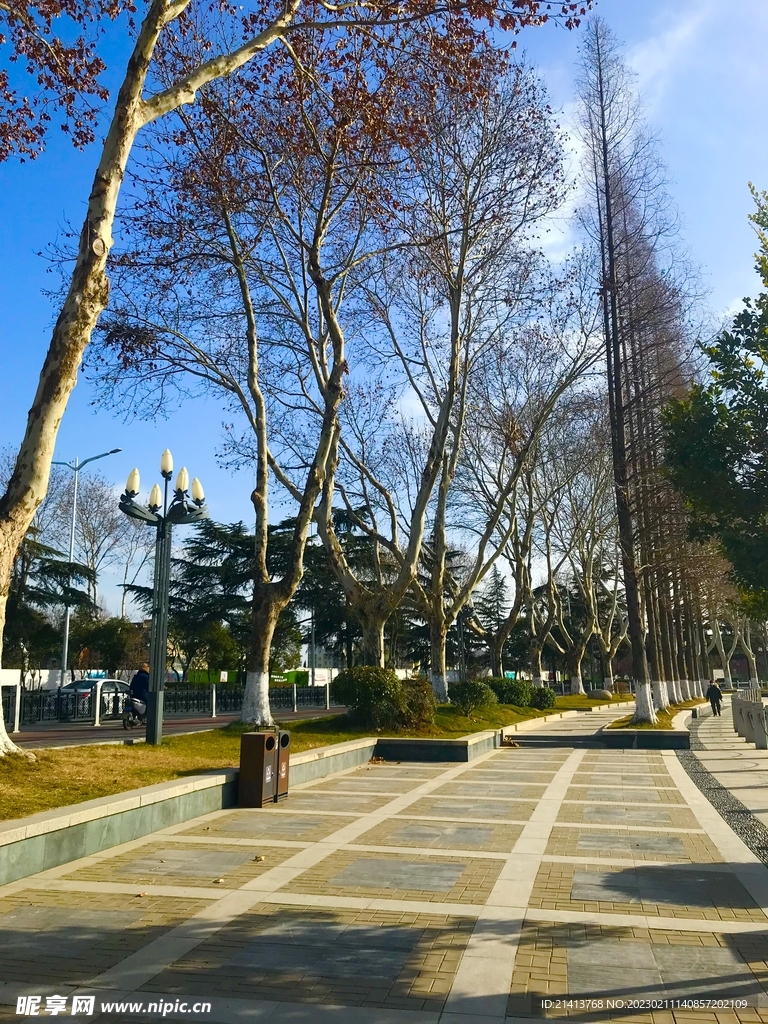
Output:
[677,718,768,865]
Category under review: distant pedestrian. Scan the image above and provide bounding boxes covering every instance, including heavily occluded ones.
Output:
[706,680,722,716]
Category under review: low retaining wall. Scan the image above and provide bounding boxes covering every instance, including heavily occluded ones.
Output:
[376,730,498,762]
[290,738,377,784]
[0,770,237,887]
[599,707,694,749]
[600,729,690,749]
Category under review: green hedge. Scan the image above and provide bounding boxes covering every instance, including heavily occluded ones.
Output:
[331,667,435,731]
[485,677,556,709]
[486,677,532,706]
[529,686,556,710]
[450,679,497,717]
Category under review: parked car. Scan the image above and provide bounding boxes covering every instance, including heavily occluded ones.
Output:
[60,679,130,697]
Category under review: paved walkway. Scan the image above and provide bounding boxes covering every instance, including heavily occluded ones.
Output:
[689,700,768,830]
[2,709,768,1023]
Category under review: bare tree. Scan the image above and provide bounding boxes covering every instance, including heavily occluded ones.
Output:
[575,18,702,722]
[313,64,573,679]
[545,399,617,694]
[91,38,428,722]
[118,520,156,618]
[0,0,591,754]
[68,472,129,604]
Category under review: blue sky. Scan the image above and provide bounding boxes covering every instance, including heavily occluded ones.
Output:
[1,0,766,613]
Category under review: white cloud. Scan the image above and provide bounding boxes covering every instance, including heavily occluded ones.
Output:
[627,1,716,108]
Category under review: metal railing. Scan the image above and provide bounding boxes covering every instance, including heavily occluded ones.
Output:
[2,682,334,726]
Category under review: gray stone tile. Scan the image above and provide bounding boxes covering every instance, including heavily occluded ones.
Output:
[630,834,686,855]
[653,944,761,997]
[571,867,754,909]
[230,940,410,980]
[585,788,661,803]
[229,921,420,980]
[120,847,253,877]
[576,832,632,852]
[571,870,641,903]
[576,832,686,855]
[581,805,671,826]
[567,965,663,999]
[208,814,332,837]
[0,907,142,957]
[256,920,420,950]
[423,800,527,819]
[567,939,656,970]
[392,823,494,849]
[330,857,465,892]
[635,867,751,908]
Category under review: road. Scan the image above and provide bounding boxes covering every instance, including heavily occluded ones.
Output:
[12,706,346,749]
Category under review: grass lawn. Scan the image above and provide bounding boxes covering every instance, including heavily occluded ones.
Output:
[0,692,626,823]
[607,698,706,730]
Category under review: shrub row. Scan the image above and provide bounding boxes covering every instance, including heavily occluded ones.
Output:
[331,667,435,731]
[330,667,557,728]
[485,677,556,710]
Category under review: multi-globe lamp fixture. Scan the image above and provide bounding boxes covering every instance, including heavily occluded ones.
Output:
[118,449,208,744]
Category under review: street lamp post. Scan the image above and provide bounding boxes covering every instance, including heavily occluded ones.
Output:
[52,448,122,686]
[118,449,208,745]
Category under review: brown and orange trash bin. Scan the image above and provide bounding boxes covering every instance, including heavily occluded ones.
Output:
[276,729,290,802]
[238,731,278,807]
[238,729,291,806]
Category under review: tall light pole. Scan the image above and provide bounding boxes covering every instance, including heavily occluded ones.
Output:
[53,448,122,686]
[118,450,208,744]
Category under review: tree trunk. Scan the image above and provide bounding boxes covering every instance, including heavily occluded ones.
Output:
[241,593,281,726]
[657,584,676,701]
[569,652,585,695]
[359,615,385,668]
[603,652,614,692]
[489,633,504,679]
[429,617,448,702]
[0,587,23,754]
[712,619,733,687]
[530,644,545,688]
[742,621,759,685]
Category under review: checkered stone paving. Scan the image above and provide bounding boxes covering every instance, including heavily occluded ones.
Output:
[564,785,686,804]
[352,815,523,852]
[61,839,295,888]
[508,922,768,1017]
[556,800,701,828]
[530,861,766,921]
[138,905,475,1013]
[431,780,550,799]
[6,705,768,1024]
[178,809,358,842]
[288,849,503,904]
[0,890,209,989]
[266,791,392,812]
[307,773,428,793]
[545,825,724,863]
[401,795,538,821]
[461,770,560,783]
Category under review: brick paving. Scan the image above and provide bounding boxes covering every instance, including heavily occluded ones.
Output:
[3,705,768,1023]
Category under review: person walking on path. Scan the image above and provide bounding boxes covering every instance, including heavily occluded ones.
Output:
[706,680,723,716]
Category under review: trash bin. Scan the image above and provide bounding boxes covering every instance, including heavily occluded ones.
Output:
[276,730,290,802]
[238,731,278,807]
